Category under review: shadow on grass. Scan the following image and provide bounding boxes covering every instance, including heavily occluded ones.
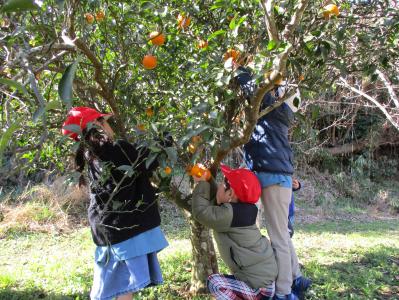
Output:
[304,245,399,300]
[297,219,399,235]
[0,289,89,300]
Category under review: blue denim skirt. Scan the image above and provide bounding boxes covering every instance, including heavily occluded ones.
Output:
[90,252,163,300]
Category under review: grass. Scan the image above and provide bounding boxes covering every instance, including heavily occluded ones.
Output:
[0,215,398,300]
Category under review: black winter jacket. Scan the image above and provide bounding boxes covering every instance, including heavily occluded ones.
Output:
[87,140,160,246]
[236,68,294,175]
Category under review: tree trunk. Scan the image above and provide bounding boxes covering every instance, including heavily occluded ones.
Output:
[325,135,399,156]
[186,213,219,294]
[165,184,219,295]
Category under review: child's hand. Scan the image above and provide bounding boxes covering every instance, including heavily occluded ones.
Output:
[193,170,211,182]
[292,179,300,190]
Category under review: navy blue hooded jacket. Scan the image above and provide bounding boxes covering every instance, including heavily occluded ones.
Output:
[236,68,294,175]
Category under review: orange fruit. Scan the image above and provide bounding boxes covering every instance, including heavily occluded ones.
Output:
[95,10,105,21]
[197,40,208,49]
[191,135,202,144]
[188,143,196,154]
[145,107,154,117]
[142,55,157,69]
[323,4,339,19]
[137,124,146,131]
[177,14,191,29]
[164,166,172,175]
[190,164,211,180]
[149,31,166,46]
[223,48,240,62]
[299,74,305,81]
[84,13,94,24]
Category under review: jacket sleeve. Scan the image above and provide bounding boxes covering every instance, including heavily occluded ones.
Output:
[191,181,233,232]
[235,67,277,110]
[292,180,301,192]
[115,140,159,173]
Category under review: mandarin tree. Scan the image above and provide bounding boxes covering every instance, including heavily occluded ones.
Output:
[1,0,398,294]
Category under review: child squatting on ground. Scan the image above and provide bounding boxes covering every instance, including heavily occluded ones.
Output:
[62,107,170,300]
[191,164,278,300]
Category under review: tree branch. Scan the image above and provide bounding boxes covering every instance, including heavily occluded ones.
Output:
[260,0,279,42]
[282,0,310,42]
[73,38,126,137]
[376,69,399,108]
[338,77,399,131]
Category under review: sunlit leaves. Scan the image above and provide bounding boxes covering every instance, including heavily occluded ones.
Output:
[58,60,80,108]
[1,0,41,13]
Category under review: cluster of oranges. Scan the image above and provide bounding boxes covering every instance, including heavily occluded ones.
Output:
[187,164,211,181]
[84,10,105,24]
[142,31,166,70]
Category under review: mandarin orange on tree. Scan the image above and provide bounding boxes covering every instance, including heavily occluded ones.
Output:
[323,4,339,19]
[149,31,166,46]
[84,13,94,24]
[142,55,157,69]
[95,10,105,21]
[177,14,191,29]
[164,166,172,175]
[223,48,240,62]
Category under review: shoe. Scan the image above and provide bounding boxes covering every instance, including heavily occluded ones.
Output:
[273,293,299,300]
[292,276,312,299]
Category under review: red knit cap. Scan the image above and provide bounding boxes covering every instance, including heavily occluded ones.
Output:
[220,164,261,204]
[62,107,112,141]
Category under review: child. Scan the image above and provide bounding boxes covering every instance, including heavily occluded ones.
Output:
[191,164,278,300]
[235,65,310,300]
[288,179,301,238]
[62,107,169,300]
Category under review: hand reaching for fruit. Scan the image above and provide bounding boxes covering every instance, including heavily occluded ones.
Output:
[189,164,211,182]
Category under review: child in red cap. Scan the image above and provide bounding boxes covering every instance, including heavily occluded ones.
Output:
[192,164,278,300]
[62,107,171,300]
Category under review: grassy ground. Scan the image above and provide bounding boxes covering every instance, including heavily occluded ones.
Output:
[0,208,398,300]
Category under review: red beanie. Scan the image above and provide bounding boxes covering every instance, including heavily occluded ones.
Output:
[62,107,112,141]
[220,164,261,204]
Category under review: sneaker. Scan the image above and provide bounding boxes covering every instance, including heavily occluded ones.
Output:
[292,276,312,299]
[273,293,299,300]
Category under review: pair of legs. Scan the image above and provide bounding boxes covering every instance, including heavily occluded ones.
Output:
[208,274,275,300]
[261,185,301,295]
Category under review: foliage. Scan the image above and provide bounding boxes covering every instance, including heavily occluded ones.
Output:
[0,0,397,184]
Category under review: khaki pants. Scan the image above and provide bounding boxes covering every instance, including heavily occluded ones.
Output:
[261,185,301,295]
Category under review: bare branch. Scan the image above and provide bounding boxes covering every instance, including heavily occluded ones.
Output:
[338,77,399,131]
[376,69,399,108]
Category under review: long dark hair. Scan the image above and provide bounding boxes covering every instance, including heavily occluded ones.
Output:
[75,118,112,187]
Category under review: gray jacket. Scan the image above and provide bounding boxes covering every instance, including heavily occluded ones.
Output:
[191,180,278,289]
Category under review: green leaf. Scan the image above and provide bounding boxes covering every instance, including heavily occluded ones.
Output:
[141,1,155,10]
[179,125,210,147]
[32,101,61,123]
[229,13,238,30]
[1,0,40,12]
[207,30,226,41]
[32,106,45,123]
[0,122,19,163]
[267,40,278,51]
[58,60,79,107]
[145,152,158,169]
[164,147,177,163]
[311,106,320,120]
[0,78,28,95]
